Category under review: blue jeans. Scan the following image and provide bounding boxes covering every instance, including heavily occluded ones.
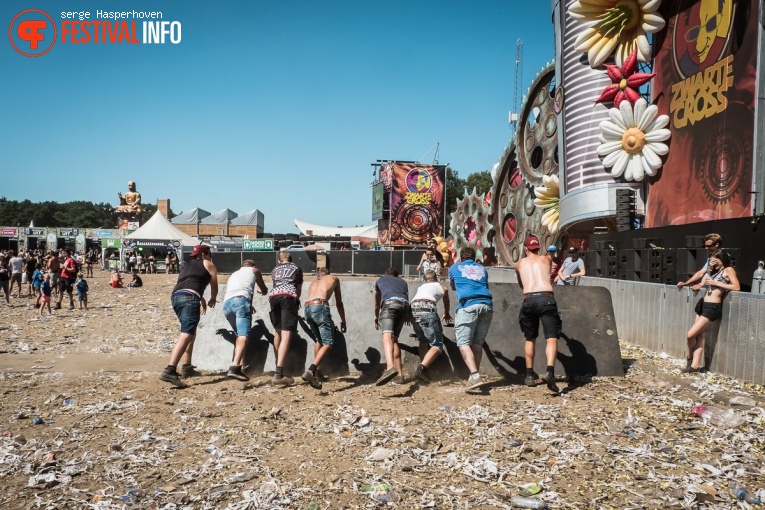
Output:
[304,304,335,346]
[223,296,252,337]
[411,308,444,351]
[172,292,201,334]
[454,303,493,347]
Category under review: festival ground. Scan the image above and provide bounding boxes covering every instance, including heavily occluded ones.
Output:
[1,272,764,509]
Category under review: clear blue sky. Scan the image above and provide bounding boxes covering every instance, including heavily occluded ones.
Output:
[1,1,554,234]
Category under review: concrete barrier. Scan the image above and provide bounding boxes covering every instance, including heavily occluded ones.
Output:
[191,281,624,380]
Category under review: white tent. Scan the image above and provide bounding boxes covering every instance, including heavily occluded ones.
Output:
[125,211,199,246]
[293,219,377,239]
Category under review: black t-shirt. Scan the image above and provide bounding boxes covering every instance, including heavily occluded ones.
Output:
[269,262,303,299]
[375,275,409,302]
[25,257,37,272]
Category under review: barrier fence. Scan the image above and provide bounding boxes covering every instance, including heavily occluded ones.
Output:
[579,277,765,386]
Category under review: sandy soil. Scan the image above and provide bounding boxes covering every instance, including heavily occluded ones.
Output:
[0,271,764,509]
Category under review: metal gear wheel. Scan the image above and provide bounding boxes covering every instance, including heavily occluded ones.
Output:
[489,63,560,266]
[450,188,493,262]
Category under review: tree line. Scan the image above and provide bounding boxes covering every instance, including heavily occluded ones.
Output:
[0,198,157,228]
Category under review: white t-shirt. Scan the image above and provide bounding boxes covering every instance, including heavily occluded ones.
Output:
[557,256,584,285]
[9,257,23,274]
[412,281,444,304]
[224,266,256,302]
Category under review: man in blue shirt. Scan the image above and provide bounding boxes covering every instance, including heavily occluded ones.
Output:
[449,246,493,392]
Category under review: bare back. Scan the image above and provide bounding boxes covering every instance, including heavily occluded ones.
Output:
[515,253,554,294]
[307,274,339,301]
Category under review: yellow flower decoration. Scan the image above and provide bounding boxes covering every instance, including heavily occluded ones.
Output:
[569,0,666,68]
[533,174,560,234]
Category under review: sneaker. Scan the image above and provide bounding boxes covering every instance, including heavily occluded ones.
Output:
[466,374,491,391]
[682,366,701,374]
[391,375,406,385]
[54,302,62,310]
[540,372,560,393]
[271,375,294,386]
[414,366,431,384]
[375,367,398,386]
[301,370,322,389]
[524,373,538,387]
[227,366,249,382]
[159,370,186,388]
[180,365,202,378]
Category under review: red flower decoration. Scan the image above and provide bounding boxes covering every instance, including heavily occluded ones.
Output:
[595,48,655,108]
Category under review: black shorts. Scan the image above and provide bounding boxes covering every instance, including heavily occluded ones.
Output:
[695,298,722,322]
[269,295,299,331]
[59,278,74,294]
[518,295,561,340]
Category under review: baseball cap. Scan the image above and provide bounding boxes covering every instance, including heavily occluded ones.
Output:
[547,245,557,252]
[190,244,211,257]
[568,247,577,253]
[524,237,541,250]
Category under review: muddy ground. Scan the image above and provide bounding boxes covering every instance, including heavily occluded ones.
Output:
[1,271,764,509]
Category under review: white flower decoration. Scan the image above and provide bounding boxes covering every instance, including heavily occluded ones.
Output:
[570,0,666,68]
[533,174,560,234]
[597,98,670,182]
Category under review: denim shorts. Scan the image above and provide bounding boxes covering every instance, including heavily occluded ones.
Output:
[411,308,444,350]
[379,302,408,337]
[454,303,493,347]
[172,292,201,335]
[223,296,252,337]
[519,295,561,339]
[304,304,335,346]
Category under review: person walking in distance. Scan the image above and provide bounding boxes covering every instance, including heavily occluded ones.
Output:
[449,246,494,393]
[56,250,78,310]
[268,251,304,386]
[373,268,410,385]
[514,237,562,393]
[160,244,218,387]
[222,260,268,381]
[410,270,452,384]
[302,267,347,389]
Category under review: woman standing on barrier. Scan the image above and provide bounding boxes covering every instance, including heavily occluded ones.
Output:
[684,250,739,373]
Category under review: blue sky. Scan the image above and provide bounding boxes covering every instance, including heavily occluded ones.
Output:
[1,1,554,234]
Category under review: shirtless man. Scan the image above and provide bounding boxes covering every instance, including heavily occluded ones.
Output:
[301,267,347,389]
[514,236,562,393]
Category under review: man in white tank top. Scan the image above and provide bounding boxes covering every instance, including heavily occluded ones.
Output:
[222,260,268,381]
[410,270,452,383]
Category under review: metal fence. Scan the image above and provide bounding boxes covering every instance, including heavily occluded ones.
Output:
[580,277,765,386]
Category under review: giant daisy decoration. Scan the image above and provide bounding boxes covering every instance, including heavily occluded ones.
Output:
[597,98,670,182]
[533,174,560,234]
[569,0,666,68]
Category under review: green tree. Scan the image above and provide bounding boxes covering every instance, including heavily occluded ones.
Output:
[445,166,466,223]
[465,170,493,196]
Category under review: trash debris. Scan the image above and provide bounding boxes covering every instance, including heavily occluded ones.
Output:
[31,417,44,425]
[510,496,549,508]
[731,485,761,505]
[729,395,757,407]
[691,405,747,428]
[519,482,543,497]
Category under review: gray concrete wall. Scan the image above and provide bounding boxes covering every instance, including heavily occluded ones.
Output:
[192,280,624,381]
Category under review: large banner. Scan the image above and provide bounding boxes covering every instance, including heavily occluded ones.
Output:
[378,162,445,245]
[646,0,757,227]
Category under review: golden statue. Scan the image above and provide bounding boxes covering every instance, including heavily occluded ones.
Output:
[115,181,142,216]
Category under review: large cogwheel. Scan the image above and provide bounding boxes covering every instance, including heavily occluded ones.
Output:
[490,62,560,266]
[449,188,493,262]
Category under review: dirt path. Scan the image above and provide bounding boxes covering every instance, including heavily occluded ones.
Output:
[1,272,764,509]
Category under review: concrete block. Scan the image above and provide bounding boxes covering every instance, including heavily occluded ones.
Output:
[190,281,623,380]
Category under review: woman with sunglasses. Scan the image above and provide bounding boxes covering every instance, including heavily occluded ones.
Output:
[684,249,739,373]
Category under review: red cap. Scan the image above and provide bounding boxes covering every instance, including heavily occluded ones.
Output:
[524,236,541,250]
[190,244,211,257]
